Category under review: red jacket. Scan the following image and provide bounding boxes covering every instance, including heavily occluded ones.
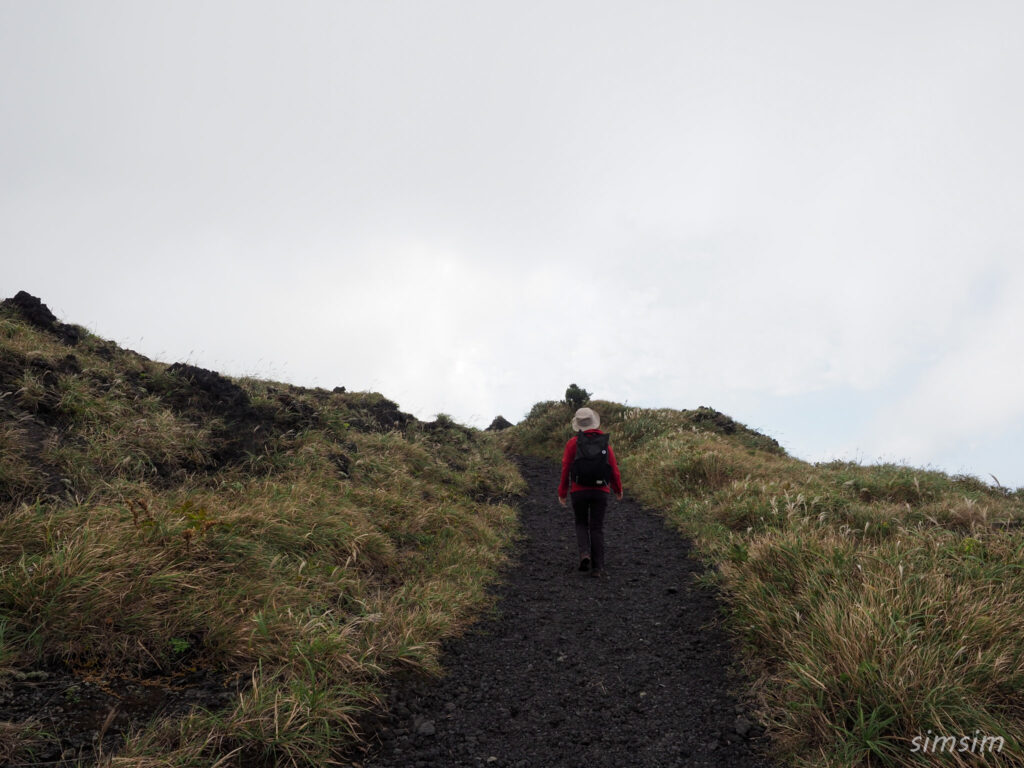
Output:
[558,429,623,498]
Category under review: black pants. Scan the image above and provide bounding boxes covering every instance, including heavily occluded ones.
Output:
[571,489,608,570]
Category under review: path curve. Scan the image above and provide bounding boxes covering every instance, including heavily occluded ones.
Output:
[361,455,777,768]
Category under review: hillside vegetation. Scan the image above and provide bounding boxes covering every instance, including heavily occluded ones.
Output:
[0,293,523,766]
[506,400,1024,767]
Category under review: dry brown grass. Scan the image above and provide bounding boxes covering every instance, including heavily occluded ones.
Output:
[0,312,525,765]
[509,400,1024,767]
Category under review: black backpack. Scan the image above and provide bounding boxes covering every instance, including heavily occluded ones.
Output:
[571,431,612,487]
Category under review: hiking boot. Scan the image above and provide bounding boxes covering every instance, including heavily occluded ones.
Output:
[578,555,591,572]
[590,568,605,579]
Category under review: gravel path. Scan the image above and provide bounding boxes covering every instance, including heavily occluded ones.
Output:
[361,455,777,768]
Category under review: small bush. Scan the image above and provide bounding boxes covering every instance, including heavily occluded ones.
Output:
[564,383,591,410]
[527,400,559,421]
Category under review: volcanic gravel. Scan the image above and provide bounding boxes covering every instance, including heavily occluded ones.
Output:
[361,455,777,768]
[0,668,241,765]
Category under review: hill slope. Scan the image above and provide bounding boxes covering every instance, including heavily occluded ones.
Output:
[361,455,776,768]
[4,292,1023,767]
[0,292,523,766]
[505,400,1024,767]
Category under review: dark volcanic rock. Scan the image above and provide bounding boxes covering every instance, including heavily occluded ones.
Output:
[347,396,414,433]
[274,390,321,431]
[690,405,742,434]
[1,291,82,345]
[359,456,776,768]
[369,397,413,431]
[165,363,252,414]
[486,415,513,431]
[423,415,474,439]
[689,406,783,454]
[162,362,269,465]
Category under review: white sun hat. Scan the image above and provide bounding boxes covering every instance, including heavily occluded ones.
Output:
[571,407,600,431]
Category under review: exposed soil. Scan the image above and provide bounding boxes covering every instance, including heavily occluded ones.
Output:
[0,666,244,765]
[357,455,777,768]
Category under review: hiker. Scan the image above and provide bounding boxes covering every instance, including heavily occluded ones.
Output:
[557,407,623,577]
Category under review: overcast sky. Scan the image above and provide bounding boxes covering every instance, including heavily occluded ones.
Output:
[3,1,1023,488]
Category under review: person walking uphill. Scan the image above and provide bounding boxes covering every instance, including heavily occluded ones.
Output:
[558,407,623,577]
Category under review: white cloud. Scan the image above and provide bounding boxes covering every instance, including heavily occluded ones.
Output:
[864,261,1024,464]
[2,1,1024,484]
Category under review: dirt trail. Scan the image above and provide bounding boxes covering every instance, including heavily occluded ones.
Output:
[361,455,777,768]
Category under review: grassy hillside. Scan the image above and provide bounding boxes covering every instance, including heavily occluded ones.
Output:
[0,293,523,766]
[505,399,1024,767]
